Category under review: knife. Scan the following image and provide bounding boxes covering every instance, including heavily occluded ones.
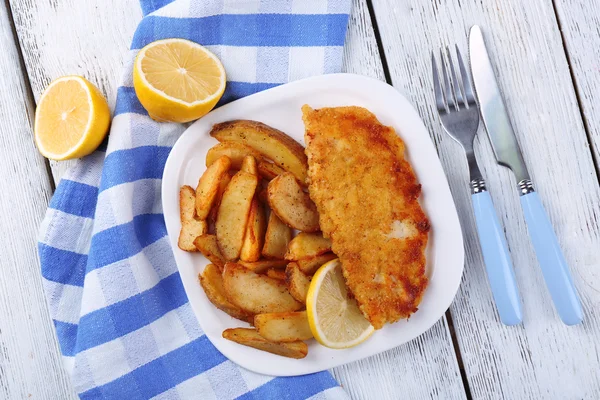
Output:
[469,25,583,325]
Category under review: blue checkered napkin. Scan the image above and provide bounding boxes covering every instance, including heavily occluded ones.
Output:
[37,0,351,398]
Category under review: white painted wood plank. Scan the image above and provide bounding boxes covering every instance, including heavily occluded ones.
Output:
[341,0,386,82]
[8,0,143,181]
[372,0,600,399]
[8,0,467,398]
[331,1,466,398]
[0,2,76,399]
[332,318,465,400]
[553,0,600,173]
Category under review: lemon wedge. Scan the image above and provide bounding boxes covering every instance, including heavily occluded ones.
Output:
[133,38,226,123]
[306,258,375,349]
[34,76,110,160]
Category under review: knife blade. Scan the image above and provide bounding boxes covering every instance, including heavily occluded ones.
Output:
[469,25,583,325]
[468,25,530,186]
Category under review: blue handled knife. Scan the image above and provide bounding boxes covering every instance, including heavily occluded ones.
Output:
[469,25,583,325]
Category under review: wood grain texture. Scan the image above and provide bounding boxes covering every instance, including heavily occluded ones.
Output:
[333,319,465,400]
[341,0,386,82]
[553,0,600,171]
[0,2,76,399]
[332,1,466,398]
[371,0,600,398]
[8,0,142,181]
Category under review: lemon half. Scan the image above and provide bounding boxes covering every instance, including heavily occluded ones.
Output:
[34,76,110,160]
[306,258,375,349]
[133,38,226,123]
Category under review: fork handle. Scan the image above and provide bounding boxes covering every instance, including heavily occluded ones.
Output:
[472,190,523,325]
[520,191,583,325]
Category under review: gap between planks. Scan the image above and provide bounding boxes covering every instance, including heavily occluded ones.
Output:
[550,0,600,181]
[4,0,56,191]
[364,0,474,398]
[338,0,467,398]
[0,0,75,398]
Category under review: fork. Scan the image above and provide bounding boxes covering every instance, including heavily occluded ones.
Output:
[432,46,523,325]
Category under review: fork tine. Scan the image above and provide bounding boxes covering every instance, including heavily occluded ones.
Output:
[456,45,476,105]
[446,46,465,108]
[431,53,447,112]
[439,49,456,110]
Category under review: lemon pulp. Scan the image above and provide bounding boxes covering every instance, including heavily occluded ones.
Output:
[133,38,226,123]
[306,259,375,349]
[34,76,110,160]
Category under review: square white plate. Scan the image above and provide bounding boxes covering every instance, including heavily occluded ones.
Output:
[162,73,464,376]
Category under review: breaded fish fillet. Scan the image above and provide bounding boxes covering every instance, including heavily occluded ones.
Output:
[302,105,429,329]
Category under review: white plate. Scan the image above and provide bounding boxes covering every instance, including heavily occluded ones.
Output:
[162,73,464,376]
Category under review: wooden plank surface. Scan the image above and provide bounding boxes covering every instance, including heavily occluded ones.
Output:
[553,0,600,170]
[5,0,467,399]
[0,2,76,399]
[371,0,600,398]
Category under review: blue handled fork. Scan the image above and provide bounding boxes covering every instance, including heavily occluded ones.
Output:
[432,46,523,325]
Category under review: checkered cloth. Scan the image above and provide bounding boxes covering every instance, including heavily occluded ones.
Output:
[37,0,351,398]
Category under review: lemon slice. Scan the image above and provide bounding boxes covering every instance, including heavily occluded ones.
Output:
[306,259,375,349]
[34,76,110,160]
[133,38,226,123]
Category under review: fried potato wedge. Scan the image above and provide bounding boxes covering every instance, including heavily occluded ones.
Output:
[179,186,208,251]
[254,311,313,342]
[199,264,254,323]
[210,120,308,183]
[195,156,231,219]
[285,232,332,260]
[238,259,288,273]
[180,185,197,221]
[216,171,259,260]
[285,263,311,303]
[207,172,232,232]
[193,234,226,270]
[222,263,302,314]
[222,328,308,359]
[206,141,262,169]
[266,268,286,280]
[257,161,286,181]
[241,155,258,175]
[261,212,292,259]
[240,199,267,262]
[179,219,207,252]
[267,172,319,232]
[296,253,337,275]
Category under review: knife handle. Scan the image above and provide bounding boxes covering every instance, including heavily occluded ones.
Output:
[472,191,523,325]
[520,192,583,325]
